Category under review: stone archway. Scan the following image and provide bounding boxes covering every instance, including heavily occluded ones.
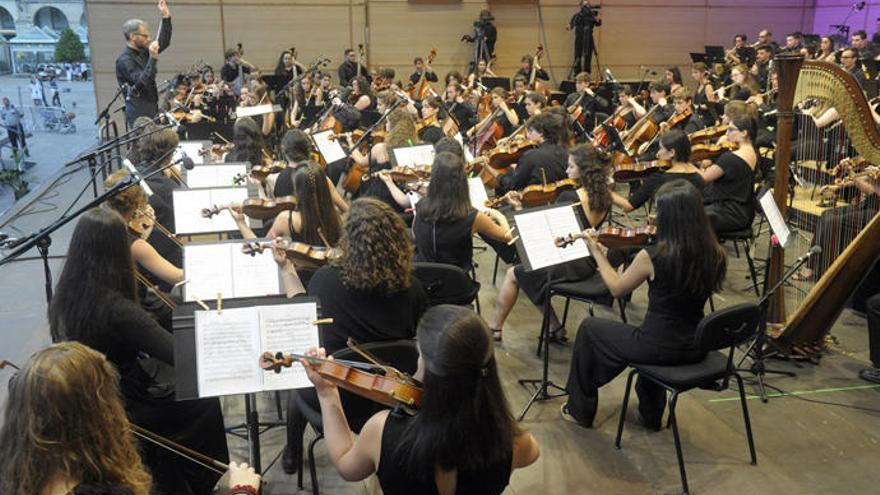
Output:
[33,6,68,31]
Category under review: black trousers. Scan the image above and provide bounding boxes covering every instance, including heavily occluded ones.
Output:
[868,293,880,368]
[565,318,704,427]
[7,124,25,150]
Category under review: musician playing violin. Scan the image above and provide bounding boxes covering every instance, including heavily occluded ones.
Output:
[628,81,673,123]
[490,143,615,342]
[699,116,758,233]
[241,78,276,140]
[510,76,529,121]
[495,112,568,196]
[614,130,705,213]
[272,130,349,212]
[637,88,703,159]
[562,180,726,429]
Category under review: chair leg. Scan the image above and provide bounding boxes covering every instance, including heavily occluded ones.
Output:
[492,254,501,286]
[275,391,283,421]
[743,240,760,297]
[732,239,741,258]
[308,431,323,495]
[709,295,715,312]
[561,297,572,327]
[474,290,481,315]
[734,373,758,465]
[668,392,689,495]
[617,298,627,323]
[616,370,637,449]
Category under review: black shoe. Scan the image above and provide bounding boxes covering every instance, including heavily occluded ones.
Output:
[859,368,880,384]
[548,326,568,344]
[638,411,662,432]
[281,443,301,475]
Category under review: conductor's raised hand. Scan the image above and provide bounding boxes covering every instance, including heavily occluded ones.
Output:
[158,0,171,18]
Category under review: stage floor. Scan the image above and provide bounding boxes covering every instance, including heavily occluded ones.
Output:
[1,165,878,495]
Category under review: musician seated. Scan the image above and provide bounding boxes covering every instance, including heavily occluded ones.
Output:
[565,72,607,134]
[489,144,613,342]
[278,198,428,473]
[495,112,568,197]
[562,180,726,429]
[699,116,758,233]
[515,54,549,81]
[409,56,439,86]
[524,91,547,117]
[413,152,513,271]
[269,130,349,212]
[48,208,229,494]
[225,116,266,165]
[241,79,276,140]
[274,306,539,494]
[467,87,520,141]
[418,96,446,144]
[665,66,684,94]
[444,82,477,135]
[510,76,530,121]
[616,130,705,213]
[840,48,868,90]
[636,87,705,160]
[727,64,762,105]
[796,164,879,281]
[629,81,672,122]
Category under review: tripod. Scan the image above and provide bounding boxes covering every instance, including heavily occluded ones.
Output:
[569,2,601,77]
[736,243,819,401]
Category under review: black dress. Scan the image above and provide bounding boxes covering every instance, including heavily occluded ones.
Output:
[136,160,182,289]
[703,152,755,232]
[306,265,428,355]
[359,156,405,213]
[419,125,445,145]
[53,292,228,495]
[564,249,708,427]
[514,190,604,307]
[413,207,478,270]
[376,411,513,495]
[628,171,705,210]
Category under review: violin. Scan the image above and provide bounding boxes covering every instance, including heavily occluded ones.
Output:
[466,155,508,189]
[172,108,216,124]
[199,143,234,162]
[329,129,386,143]
[666,108,692,130]
[243,240,340,267]
[613,159,672,182]
[688,124,729,144]
[135,271,177,310]
[201,196,298,220]
[485,178,578,209]
[690,141,738,162]
[128,208,182,247]
[415,114,439,132]
[260,351,422,413]
[484,138,539,169]
[555,225,657,250]
[249,161,288,180]
[362,165,432,184]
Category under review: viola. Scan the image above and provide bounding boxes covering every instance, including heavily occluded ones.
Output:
[329,129,386,143]
[199,143,234,162]
[613,159,672,182]
[484,138,539,169]
[485,178,578,209]
[243,240,340,267]
[260,352,422,413]
[201,196,298,220]
[249,161,288,180]
[688,124,729,144]
[690,141,738,162]
[666,108,692,129]
[556,225,657,250]
[466,155,509,189]
[172,108,216,124]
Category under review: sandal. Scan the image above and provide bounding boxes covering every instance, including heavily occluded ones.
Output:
[491,328,503,342]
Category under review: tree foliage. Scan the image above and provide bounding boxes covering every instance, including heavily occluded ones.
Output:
[54,29,85,63]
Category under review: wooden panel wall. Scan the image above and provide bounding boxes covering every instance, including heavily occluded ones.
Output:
[85,0,815,124]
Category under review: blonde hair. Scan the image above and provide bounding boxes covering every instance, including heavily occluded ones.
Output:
[104,169,147,219]
[386,108,418,148]
[0,342,152,495]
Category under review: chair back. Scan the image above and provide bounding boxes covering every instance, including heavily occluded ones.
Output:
[331,339,420,431]
[412,262,479,307]
[694,303,761,353]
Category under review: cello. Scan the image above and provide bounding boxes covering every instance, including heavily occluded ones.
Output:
[528,45,550,97]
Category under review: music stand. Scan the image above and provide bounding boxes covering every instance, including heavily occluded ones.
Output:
[511,203,589,421]
[690,52,708,64]
[262,74,288,95]
[602,123,627,154]
[481,76,511,92]
[736,46,757,66]
[705,45,726,64]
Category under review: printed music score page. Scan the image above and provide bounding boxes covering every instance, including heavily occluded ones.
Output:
[184,240,281,302]
[759,189,791,247]
[175,140,211,166]
[312,129,347,164]
[514,203,589,271]
[173,186,250,235]
[185,163,248,188]
[194,301,320,397]
[391,144,436,168]
[468,178,490,212]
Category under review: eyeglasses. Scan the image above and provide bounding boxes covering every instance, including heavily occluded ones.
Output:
[132,32,150,39]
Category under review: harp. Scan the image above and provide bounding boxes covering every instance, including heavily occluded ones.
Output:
[767,55,880,355]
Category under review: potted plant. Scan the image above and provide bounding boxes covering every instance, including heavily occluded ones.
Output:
[0,169,30,200]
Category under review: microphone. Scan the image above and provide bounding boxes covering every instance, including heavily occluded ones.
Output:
[796,245,822,264]
[162,111,180,129]
[605,68,617,82]
[176,152,196,170]
[856,2,866,11]
[123,159,153,196]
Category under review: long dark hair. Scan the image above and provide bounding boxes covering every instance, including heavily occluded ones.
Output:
[274,50,292,77]
[292,161,342,246]
[48,208,137,344]
[281,129,311,162]
[569,143,611,213]
[231,117,264,165]
[653,180,726,296]
[416,152,471,222]
[394,305,520,480]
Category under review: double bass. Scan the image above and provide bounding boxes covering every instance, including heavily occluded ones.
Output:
[528,45,550,98]
[409,48,438,101]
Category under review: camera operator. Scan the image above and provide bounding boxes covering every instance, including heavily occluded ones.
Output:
[567,0,601,75]
[462,9,497,63]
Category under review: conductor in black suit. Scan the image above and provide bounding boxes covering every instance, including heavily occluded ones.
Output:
[115,0,173,126]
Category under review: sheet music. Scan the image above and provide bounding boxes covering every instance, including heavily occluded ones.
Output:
[173,187,250,235]
[185,164,248,188]
[312,130,347,163]
[514,205,589,271]
[468,178,490,212]
[392,145,435,168]
[258,303,320,390]
[184,241,281,302]
[175,140,209,165]
[195,307,261,397]
[759,189,791,247]
[235,103,277,118]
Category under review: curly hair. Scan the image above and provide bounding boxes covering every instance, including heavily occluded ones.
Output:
[103,169,147,219]
[569,143,612,214]
[332,198,413,293]
[0,342,152,495]
[386,108,418,148]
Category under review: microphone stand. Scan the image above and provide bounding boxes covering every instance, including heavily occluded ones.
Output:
[0,148,178,304]
[345,97,405,158]
[736,242,813,402]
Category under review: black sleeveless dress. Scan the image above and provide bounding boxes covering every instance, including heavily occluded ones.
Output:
[376,412,513,495]
[413,207,478,270]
